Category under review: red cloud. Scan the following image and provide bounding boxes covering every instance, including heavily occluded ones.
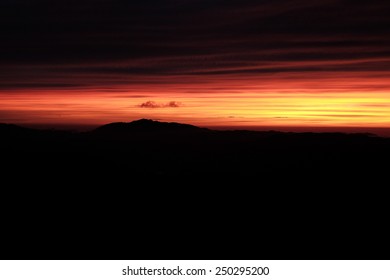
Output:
[138,101,182,108]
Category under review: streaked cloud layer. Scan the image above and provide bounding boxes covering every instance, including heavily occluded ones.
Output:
[1,0,389,128]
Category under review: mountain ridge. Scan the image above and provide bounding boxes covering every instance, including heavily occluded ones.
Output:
[1,118,389,186]
[92,118,208,134]
[0,119,382,138]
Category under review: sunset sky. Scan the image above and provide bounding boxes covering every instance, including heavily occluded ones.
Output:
[1,0,390,131]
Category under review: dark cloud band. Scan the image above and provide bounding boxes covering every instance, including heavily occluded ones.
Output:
[0,0,390,90]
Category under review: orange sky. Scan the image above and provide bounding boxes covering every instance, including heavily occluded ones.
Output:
[1,72,389,129]
[2,0,390,132]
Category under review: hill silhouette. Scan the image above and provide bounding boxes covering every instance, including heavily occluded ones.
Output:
[94,118,206,134]
[0,119,389,185]
[2,118,389,260]
[91,119,205,137]
[0,123,34,136]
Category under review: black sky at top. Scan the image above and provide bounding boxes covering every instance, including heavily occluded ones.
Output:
[1,0,390,89]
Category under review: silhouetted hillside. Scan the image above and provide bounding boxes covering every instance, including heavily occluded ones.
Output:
[0,123,34,136]
[2,118,389,261]
[93,118,206,135]
[1,119,389,185]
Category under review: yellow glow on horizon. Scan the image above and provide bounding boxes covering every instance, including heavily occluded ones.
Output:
[1,90,389,128]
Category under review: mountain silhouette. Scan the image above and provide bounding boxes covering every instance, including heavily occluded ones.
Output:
[93,119,206,135]
[0,123,33,135]
[1,119,389,186]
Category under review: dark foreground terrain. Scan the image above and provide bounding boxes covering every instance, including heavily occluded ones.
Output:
[1,119,389,185]
[2,118,390,259]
